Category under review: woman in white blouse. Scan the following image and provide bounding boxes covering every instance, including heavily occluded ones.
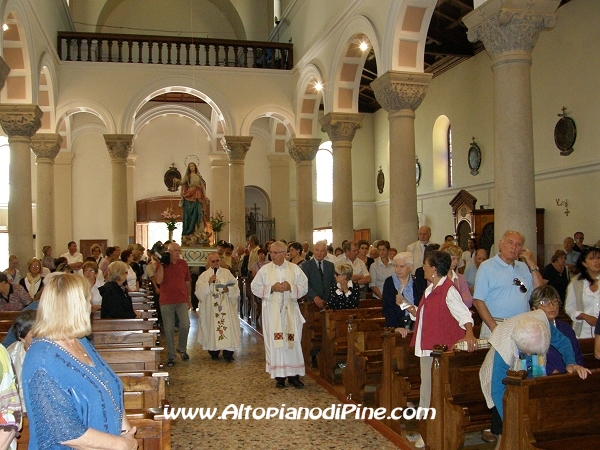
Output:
[120,250,139,292]
[565,247,600,338]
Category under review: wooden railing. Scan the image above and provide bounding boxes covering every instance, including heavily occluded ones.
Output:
[57,32,293,70]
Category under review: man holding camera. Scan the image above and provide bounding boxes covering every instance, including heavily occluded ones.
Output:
[154,242,192,367]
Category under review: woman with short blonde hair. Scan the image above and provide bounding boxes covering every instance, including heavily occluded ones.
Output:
[100,261,139,319]
[22,273,137,449]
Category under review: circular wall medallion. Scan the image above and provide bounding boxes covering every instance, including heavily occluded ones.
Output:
[164,165,182,192]
[415,159,421,187]
[554,116,576,156]
[377,167,385,194]
[468,141,481,175]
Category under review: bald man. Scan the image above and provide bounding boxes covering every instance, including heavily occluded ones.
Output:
[406,226,435,274]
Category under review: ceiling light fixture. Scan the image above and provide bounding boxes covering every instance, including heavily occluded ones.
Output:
[2,24,8,32]
[314,81,323,91]
[359,41,369,52]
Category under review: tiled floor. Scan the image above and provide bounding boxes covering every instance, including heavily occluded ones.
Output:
[163,311,496,449]
[165,311,401,449]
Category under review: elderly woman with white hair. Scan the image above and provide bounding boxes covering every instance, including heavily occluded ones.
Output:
[480,310,590,446]
[381,252,426,332]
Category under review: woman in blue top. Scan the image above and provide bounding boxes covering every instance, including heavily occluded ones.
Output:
[21,273,137,450]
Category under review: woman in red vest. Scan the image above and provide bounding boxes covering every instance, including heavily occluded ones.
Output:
[403,251,477,448]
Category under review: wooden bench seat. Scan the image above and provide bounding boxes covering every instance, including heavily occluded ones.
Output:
[500,369,600,450]
[341,316,387,404]
[318,306,384,384]
[120,371,170,410]
[377,329,419,434]
[301,298,382,368]
[92,329,160,347]
[426,345,491,450]
[92,317,158,332]
[97,346,164,371]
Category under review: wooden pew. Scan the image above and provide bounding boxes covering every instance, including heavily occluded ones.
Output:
[426,345,491,450]
[377,329,419,434]
[92,309,156,319]
[579,337,600,369]
[92,317,158,332]
[301,298,382,368]
[92,329,160,347]
[128,410,171,450]
[341,316,387,404]
[318,306,384,384]
[97,346,164,371]
[120,371,170,410]
[501,369,600,450]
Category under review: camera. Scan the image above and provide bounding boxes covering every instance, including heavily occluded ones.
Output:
[151,242,170,266]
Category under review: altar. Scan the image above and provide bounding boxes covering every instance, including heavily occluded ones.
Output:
[181,247,213,267]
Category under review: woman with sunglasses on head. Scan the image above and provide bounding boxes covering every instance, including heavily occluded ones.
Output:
[565,247,600,338]
[327,263,359,310]
[530,285,584,374]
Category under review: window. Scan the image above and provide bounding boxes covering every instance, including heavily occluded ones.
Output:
[316,141,333,202]
[447,126,453,187]
[313,228,333,247]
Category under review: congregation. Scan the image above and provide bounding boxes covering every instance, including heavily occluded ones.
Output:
[0,226,598,449]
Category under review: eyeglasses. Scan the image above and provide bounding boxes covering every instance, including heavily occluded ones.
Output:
[538,299,560,307]
[513,278,527,293]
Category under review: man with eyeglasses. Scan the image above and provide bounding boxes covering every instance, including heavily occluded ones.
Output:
[473,230,544,444]
[196,252,240,362]
[474,230,544,340]
[251,241,308,389]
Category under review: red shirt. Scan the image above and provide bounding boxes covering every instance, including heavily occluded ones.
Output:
[159,258,191,305]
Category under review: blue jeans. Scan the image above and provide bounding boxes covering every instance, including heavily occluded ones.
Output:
[161,303,190,359]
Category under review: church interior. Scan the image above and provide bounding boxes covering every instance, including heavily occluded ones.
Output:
[0,0,598,449]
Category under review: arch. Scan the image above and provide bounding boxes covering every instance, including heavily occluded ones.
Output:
[432,115,450,191]
[380,0,437,72]
[240,105,295,138]
[1,8,33,103]
[294,63,325,138]
[120,76,235,136]
[37,52,58,133]
[134,104,213,138]
[55,100,117,135]
[245,185,270,218]
[95,0,247,40]
[326,15,381,114]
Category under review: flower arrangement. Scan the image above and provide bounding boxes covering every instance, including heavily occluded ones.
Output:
[161,208,181,232]
[209,211,228,233]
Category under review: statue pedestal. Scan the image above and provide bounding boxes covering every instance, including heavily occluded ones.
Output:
[181,246,213,267]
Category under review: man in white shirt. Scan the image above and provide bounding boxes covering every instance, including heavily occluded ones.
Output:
[369,240,394,299]
[406,226,434,274]
[335,241,371,288]
[60,241,83,271]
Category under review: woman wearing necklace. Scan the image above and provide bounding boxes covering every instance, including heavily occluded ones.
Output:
[21,273,138,450]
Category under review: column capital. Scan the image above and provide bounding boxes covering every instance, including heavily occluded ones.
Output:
[0,56,10,91]
[320,113,363,143]
[286,138,321,163]
[104,134,133,160]
[463,0,560,59]
[222,136,253,162]
[0,104,42,138]
[371,71,432,113]
[31,133,63,160]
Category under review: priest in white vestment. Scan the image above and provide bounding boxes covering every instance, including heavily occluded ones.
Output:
[196,252,240,361]
[251,241,308,388]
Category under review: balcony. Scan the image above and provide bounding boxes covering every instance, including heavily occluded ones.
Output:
[57,32,293,70]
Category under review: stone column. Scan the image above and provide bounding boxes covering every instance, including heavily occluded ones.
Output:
[31,133,62,257]
[464,0,560,251]
[54,152,75,249]
[0,105,42,268]
[0,56,10,90]
[104,134,133,247]
[287,138,321,245]
[209,154,230,241]
[223,136,253,247]
[268,154,291,241]
[371,71,431,251]
[127,153,137,242]
[319,113,363,246]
